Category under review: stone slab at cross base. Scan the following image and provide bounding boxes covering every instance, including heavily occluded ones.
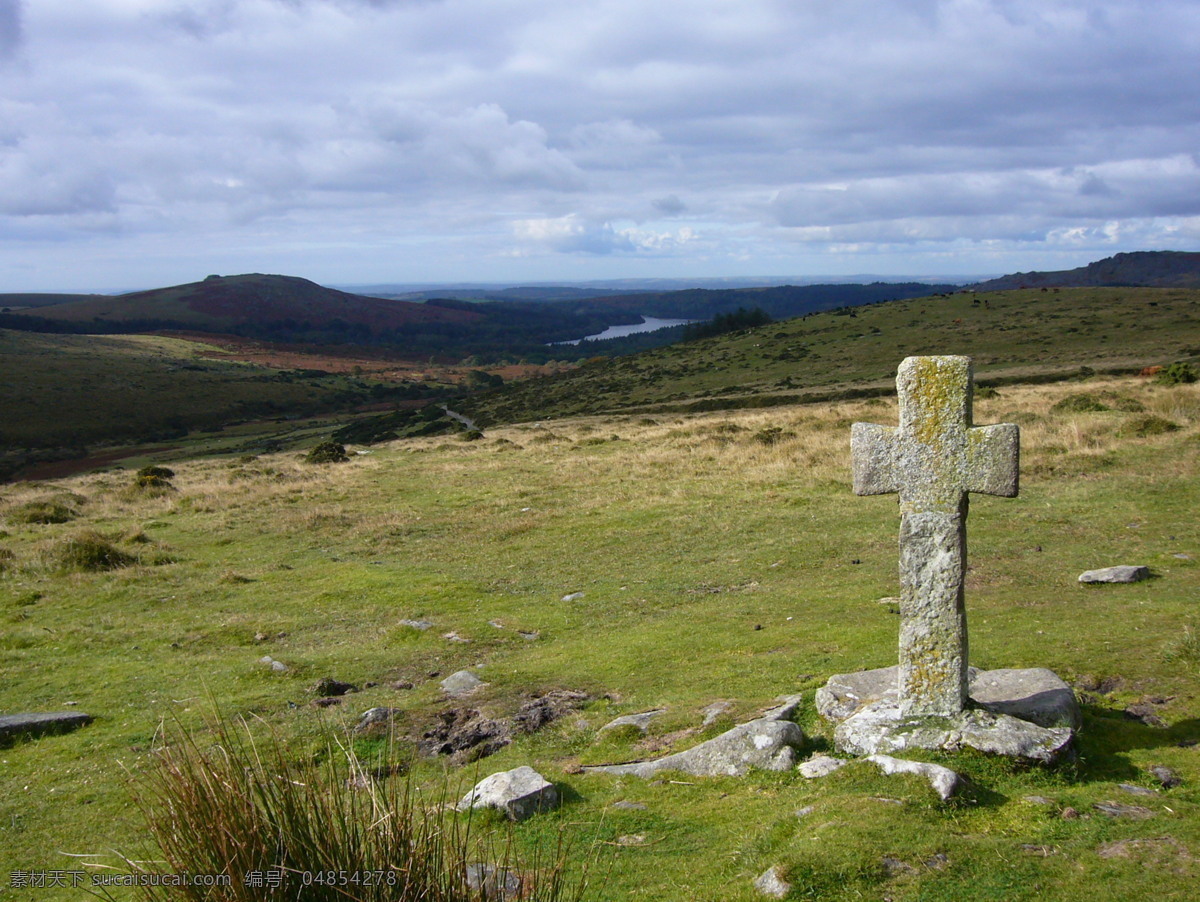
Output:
[817,665,1081,730]
[0,712,93,745]
[835,700,1074,764]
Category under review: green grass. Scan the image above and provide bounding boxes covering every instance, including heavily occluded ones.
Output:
[1,375,1199,900]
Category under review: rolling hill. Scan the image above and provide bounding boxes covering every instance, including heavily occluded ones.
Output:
[458,286,1200,426]
[970,250,1200,291]
[4,273,482,333]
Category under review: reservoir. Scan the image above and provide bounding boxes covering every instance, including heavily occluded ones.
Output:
[555,315,695,345]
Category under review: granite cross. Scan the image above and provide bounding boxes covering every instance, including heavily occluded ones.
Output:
[851,356,1019,717]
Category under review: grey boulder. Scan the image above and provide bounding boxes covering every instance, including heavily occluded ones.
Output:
[1079,565,1150,584]
[584,717,804,778]
[440,670,485,698]
[458,766,559,822]
[0,712,93,745]
[867,754,964,801]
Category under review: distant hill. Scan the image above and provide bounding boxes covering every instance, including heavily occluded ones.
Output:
[0,292,104,310]
[970,251,1200,291]
[11,273,481,332]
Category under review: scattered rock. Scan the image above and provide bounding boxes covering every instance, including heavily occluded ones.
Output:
[867,754,964,801]
[615,834,646,846]
[312,677,358,697]
[1093,801,1156,819]
[753,866,792,898]
[610,800,647,811]
[1079,565,1150,584]
[1150,765,1182,789]
[464,864,523,901]
[0,712,94,745]
[1097,836,1193,864]
[1119,783,1159,797]
[443,631,470,643]
[391,679,414,690]
[794,805,815,819]
[561,592,585,602]
[311,697,342,708]
[512,690,588,734]
[1022,795,1056,806]
[584,717,804,778]
[517,630,540,641]
[354,707,402,736]
[458,766,559,822]
[1124,704,1168,728]
[760,695,804,722]
[440,670,485,698]
[398,618,433,631]
[599,710,664,735]
[881,856,915,876]
[488,619,505,629]
[1060,807,1080,820]
[799,754,849,779]
[420,708,511,762]
[700,701,733,726]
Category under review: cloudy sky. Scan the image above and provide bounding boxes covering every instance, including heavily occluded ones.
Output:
[1,0,1198,291]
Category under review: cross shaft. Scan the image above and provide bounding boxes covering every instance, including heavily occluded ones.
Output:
[851,356,1018,716]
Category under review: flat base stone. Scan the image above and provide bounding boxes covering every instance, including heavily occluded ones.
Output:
[817,665,1081,730]
[0,712,93,745]
[834,700,1074,764]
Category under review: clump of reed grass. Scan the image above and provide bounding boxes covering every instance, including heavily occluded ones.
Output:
[115,716,585,902]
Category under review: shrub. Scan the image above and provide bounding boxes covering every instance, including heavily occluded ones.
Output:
[753,426,794,445]
[1051,393,1110,413]
[305,441,349,464]
[7,499,77,525]
[119,716,584,902]
[1119,415,1180,438]
[135,474,175,492]
[52,530,136,572]
[137,466,175,480]
[1156,362,1199,385]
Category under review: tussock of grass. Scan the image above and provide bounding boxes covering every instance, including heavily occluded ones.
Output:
[49,530,137,571]
[117,716,583,902]
[6,498,79,524]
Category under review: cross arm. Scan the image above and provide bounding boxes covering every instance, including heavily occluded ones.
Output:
[965,423,1019,497]
[851,422,900,495]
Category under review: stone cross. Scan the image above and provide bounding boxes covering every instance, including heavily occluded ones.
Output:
[851,356,1018,717]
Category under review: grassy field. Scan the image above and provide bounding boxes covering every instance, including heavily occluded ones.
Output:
[1,369,1198,900]
[463,287,1200,424]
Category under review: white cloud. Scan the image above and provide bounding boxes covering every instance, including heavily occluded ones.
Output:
[1,0,1198,287]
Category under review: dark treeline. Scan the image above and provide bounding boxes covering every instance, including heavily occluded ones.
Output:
[682,307,772,341]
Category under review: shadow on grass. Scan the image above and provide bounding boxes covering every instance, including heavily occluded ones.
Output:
[1070,704,1200,783]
